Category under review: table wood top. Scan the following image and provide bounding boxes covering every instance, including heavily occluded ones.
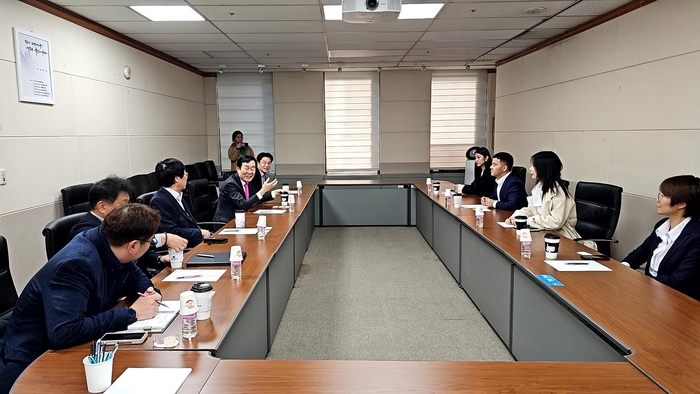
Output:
[200,360,661,393]
[12,350,219,394]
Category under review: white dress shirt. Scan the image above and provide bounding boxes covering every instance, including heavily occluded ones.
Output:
[165,187,186,212]
[492,171,511,209]
[648,217,691,277]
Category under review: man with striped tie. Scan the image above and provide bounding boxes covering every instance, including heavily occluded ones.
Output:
[213,155,278,223]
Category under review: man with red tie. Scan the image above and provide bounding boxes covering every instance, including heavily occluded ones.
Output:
[213,155,278,223]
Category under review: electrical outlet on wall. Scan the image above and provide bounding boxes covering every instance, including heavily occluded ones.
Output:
[0,169,6,186]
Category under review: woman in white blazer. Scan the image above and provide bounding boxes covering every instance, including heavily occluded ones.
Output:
[506,151,596,250]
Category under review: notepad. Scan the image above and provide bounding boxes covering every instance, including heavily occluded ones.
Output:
[105,368,191,394]
[163,269,226,282]
[544,260,612,272]
[114,301,179,333]
[254,209,286,214]
[219,227,271,235]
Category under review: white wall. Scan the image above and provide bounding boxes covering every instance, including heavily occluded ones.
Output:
[493,0,700,259]
[0,0,209,291]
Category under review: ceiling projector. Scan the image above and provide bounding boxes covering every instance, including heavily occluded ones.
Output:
[342,0,401,23]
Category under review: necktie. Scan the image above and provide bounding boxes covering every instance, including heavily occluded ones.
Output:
[243,183,249,199]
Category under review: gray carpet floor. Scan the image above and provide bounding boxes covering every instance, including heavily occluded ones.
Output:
[267,227,514,362]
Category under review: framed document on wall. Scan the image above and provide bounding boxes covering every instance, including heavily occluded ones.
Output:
[13,28,55,105]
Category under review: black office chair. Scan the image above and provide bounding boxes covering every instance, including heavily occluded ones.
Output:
[136,191,157,206]
[203,160,222,181]
[42,213,84,260]
[61,183,93,216]
[148,172,160,191]
[574,181,623,257]
[185,164,201,181]
[511,166,527,185]
[194,162,210,181]
[185,180,226,232]
[0,235,19,339]
[128,174,156,198]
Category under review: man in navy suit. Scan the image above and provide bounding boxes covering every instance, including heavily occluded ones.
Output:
[481,152,528,212]
[213,155,278,223]
[0,204,162,393]
[150,158,211,246]
[251,152,274,191]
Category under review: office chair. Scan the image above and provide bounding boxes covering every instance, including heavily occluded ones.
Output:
[42,213,84,260]
[127,174,157,198]
[194,162,210,181]
[185,180,226,232]
[511,166,527,185]
[203,160,222,181]
[185,164,201,181]
[0,235,19,339]
[60,183,93,216]
[136,191,157,206]
[148,172,160,191]
[574,181,623,257]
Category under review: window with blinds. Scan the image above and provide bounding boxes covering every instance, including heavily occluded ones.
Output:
[430,70,488,170]
[324,72,379,174]
[217,73,275,171]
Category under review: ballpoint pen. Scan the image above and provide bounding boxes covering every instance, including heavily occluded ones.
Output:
[196,254,215,258]
[565,262,589,265]
[137,292,169,308]
[176,274,203,279]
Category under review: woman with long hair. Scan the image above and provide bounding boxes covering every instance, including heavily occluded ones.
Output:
[506,151,595,249]
[461,147,496,197]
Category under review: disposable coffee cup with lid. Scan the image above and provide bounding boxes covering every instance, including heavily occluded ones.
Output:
[544,233,561,259]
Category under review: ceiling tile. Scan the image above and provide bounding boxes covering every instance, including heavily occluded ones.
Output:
[407,48,486,58]
[165,51,212,59]
[332,56,404,63]
[213,21,323,34]
[325,20,432,32]
[517,28,568,39]
[440,2,574,18]
[126,33,232,44]
[186,58,258,65]
[248,50,328,58]
[203,51,251,58]
[413,40,508,49]
[100,21,219,34]
[238,42,327,51]
[189,0,318,5]
[253,57,330,64]
[330,49,408,58]
[327,32,424,42]
[430,17,543,31]
[499,38,547,48]
[56,0,185,5]
[560,0,629,16]
[149,43,243,52]
[194,5,322,21]
[421,30,522,41]
[66,6,148,22]
[328,42,415,50]
[538,15,595,29]
[227,33,326,43]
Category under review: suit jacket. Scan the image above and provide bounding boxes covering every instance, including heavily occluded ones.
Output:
[213,172,273,223]
[489,173,528,212]
[68,211,102,241]
[462,166,496,197]
[623,217,700,300]
[150,187,203,246]
[250,168,267,191]
[0,228,155,375]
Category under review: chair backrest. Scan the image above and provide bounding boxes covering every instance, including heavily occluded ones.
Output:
[127,174,156,198]
[0,235,19,339]
[148,172,160,191]
[61,183,93,216]
[186,179,217,222]
[194,162,212,182]
[185,164,201,181]
[511,166,527,185]
[574,181,623,256]
[42,213,85,260]
[203,160,220,181]
[136,191,157,206]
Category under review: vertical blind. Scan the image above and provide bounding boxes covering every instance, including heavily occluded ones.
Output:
[217,73,275,171]
[430,70,488,169]
[324,72,379,174]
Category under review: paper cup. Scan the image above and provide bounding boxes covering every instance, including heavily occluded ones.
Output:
[179,290,199,315]
[282,183,290,192]
[544,233,561,259]
[514,216,528,230]
[234,210,245,228]
[168,248,183,269]
[83,356,113,393]
[192,283,214,320]
[453,194,463,206]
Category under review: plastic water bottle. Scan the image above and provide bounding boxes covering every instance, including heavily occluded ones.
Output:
[230,245,243,280]
[182,313,197,340]
[296,180,302,195]
[445,189,452,207]
[475,208,484,228]
[288,195,296,213]
[257,216,267,240]
[231,260,242,280]
[520,241,532,258]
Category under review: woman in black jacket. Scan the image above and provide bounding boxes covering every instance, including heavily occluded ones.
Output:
[461,147,496,197]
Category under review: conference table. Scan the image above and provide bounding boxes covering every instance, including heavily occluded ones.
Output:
[13,179,700,393]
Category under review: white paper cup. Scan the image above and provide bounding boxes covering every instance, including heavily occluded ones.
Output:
[168,248,183,269]
[257,215,267,227]
[83,356,113,393]
[296,181,302,189]
[179,290,199,315]
[234,211,245,228]
[454,195,463,206]
[282,184,290,192]
[193,291,214,320]
[426,177,432,185]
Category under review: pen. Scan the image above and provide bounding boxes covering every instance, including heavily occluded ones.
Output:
[137,292,169,308]
[176,274,202,279]
[196,254,215,258]
[565,262,589,265]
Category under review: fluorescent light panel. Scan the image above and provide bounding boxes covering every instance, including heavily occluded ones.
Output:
[323,3,443,21]
[130,6,204,22]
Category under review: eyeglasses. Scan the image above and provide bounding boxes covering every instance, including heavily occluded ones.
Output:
[657,192,667,202]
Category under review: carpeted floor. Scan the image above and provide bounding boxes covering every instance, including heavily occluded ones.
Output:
[267,227,514,362]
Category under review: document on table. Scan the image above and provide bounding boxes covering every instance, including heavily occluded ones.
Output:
[289,190,299,194]
[113,301,179,333]
[497,222,516,228]
[461,204,485,209]
[254,209,286,214]
[163,269,226,282]
[544,260,612,272]
[105,368,191,394]
[219,227,272,235]
[272,206,290,209]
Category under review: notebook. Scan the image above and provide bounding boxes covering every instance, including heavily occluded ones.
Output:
[113,301,179,333]
[186,251,246,267]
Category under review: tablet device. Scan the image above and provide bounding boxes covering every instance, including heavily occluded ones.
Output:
[580,254,609,261]
[100,332,148,345]
[186,251,247,267]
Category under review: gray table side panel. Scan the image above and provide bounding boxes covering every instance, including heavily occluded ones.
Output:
[410,188,417,226]
[216,272,268,360]
[415,192,433,247]
[511,269,625,362]
[268,233,295,349]
[432,207,461,283]
[294,210,307,278]
[321,187,408,226]
[460,226,513,348]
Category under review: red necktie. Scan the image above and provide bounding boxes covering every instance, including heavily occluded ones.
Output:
[243,183,249,199]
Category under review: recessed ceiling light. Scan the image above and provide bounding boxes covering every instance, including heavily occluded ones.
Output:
[130,6,204,21]
[323,3,444,21]
[520,7,546,15]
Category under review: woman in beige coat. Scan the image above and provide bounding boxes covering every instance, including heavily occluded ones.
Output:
[506,151,596,250]
[228,130,255,170]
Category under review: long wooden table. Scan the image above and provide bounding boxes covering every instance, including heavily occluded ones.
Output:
[13,179,700,393]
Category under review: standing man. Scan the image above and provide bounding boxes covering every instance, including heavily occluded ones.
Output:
[213,155,278,223]
[251,152,274,191]
[481,152,528,211]
[0,204,162,393]
[150,158,211,246]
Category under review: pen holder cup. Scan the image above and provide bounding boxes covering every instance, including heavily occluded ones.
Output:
[83,355,114,393]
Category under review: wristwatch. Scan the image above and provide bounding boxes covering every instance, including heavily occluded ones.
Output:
[126,307,137,325]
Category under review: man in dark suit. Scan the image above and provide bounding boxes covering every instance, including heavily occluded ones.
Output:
[251,152,274,191]
[213,155,278,223]
[481,152,528,212]
[150,158,210,246]
[0,204,162,393]
[68,176,187,276]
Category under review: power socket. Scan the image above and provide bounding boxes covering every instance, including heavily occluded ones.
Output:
[0,169,6,186]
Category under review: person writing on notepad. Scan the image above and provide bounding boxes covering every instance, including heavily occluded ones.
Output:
[0,204,162,393]
[213,155,278,223]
